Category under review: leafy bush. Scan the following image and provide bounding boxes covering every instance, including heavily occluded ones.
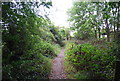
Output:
[3,54,51,80]
[33,41,58,58]
[66,43,115,80]
[2,39,60,80]
[110,33,120,60]
[50,27,65,47]
[2,1,61,80]
[74,71,89,79]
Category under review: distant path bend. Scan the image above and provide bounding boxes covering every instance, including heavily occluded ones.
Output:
[49,48,66,79]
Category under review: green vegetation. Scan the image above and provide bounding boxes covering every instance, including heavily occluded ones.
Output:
[67,2,120,41]
[2,1,63,80]
[2,0,120,81]
[65,42,115,80]
[65,1,120,80]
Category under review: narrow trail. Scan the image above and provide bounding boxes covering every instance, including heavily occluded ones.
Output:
[49,48,66,79]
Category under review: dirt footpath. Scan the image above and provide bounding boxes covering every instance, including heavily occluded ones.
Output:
[49,48,66,79]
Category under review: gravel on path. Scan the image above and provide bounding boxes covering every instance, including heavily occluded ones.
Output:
[49,48,66,79]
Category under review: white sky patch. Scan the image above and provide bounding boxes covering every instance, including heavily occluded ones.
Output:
[49,0,73,27]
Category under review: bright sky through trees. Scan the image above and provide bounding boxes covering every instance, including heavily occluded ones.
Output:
[49,0,73,27]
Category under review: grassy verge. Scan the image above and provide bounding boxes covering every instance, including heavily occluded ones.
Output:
[64,58,76,79]
[64,40,76,79]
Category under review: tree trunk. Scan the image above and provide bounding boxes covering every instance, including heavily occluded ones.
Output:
[95,29,97,39]
[105,19,110,42]
[116,3,119,32]
[98,27,101,39]
[114,19,116,39]
[113,7,116,39]
[114,61,120,81]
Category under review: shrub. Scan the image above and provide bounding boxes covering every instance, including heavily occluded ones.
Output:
[34,41,58,58]
[110,34,120,60]
[2,40,59,80]
[3,53,51,80]
[74,71,89,79]
[66,43,115,80]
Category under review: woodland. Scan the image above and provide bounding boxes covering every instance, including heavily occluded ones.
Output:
[1,1,120,81]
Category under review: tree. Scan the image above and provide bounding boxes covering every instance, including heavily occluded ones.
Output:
[68,2,98,40]
[68,1,120,42]
[2,1,62,80]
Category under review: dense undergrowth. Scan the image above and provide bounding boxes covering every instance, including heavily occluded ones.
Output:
[65,40,115,80]
[3,39,61,80]
[2,2,63,80]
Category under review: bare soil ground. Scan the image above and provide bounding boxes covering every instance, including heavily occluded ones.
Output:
[49,48,66,79]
